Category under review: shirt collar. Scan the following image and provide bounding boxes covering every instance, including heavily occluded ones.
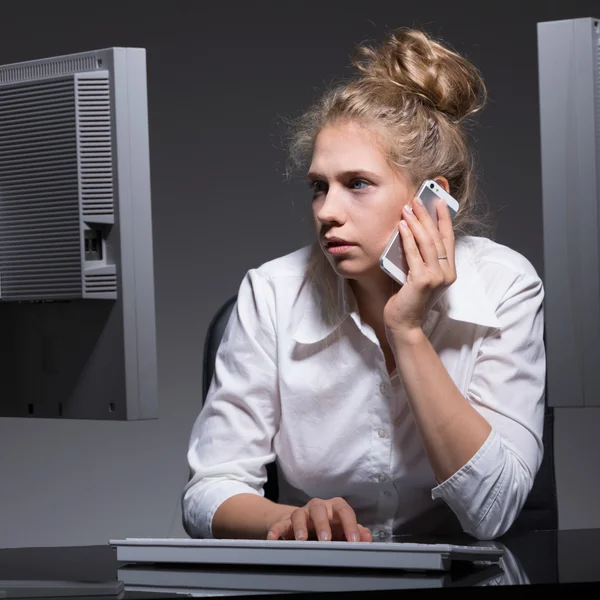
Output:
[291,251,351,345]
[292,238,500,345]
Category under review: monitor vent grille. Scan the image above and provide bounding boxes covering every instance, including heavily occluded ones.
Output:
[76,76,114,217]
[84,271,117,295]
[0,55,99,85]
[0,77,82,300]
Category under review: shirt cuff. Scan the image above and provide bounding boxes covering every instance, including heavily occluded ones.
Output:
[184,479,263,539]
[431,429,505,529]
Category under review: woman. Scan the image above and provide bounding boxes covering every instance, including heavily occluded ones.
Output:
[182,28,545,542]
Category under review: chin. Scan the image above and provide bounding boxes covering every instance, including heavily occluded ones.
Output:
[326,256,379,280]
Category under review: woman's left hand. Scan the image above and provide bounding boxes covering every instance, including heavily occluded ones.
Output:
[383,196,457,342]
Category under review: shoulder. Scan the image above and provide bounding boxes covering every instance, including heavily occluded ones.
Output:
[237,244,313,305]
[232,245,318,337]
[456,236,543,317]
[440,237,544,331]
[254,245,313,281]
[459,236,541,283]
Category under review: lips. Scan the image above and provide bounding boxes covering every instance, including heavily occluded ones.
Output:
[324,237,355,247]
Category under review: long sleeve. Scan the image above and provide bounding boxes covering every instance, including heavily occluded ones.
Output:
[431,269,546,540]
[182,269,280,539]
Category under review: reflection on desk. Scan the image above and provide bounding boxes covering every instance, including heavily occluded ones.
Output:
[117,561,503,594]
[0,529,598,598]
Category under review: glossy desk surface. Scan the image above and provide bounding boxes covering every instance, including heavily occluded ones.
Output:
[0,528,599,598]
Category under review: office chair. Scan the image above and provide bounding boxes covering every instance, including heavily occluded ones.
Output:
[202,294,558,531]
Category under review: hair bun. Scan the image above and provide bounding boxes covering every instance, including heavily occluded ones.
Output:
[353,28,486,122]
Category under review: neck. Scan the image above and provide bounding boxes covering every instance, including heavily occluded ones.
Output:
[349,269,400,333]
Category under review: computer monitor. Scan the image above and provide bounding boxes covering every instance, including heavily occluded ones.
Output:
[0,47,158,420]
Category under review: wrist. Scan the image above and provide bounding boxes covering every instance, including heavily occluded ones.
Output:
[264,503,296,535]
[387,325,426,347]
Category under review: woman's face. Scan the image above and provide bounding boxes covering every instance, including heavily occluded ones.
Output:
[308,121,414,282]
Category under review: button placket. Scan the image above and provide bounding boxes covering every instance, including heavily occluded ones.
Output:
[373,382,395,520]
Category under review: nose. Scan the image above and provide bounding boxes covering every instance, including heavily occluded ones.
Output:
[314,185,346,226]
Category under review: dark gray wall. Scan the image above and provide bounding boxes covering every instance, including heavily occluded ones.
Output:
[0,0,598,547]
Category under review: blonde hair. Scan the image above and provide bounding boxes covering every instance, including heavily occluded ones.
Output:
[286,28,492,333]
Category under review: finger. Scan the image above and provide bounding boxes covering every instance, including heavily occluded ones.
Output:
[331,498,360,542]
[290,509,310,540]
[398,218,426,276]
[324,521,349,541]
[266,519,294,541]
[391,223,410,276]
[358,525,373,542]
[436,198,456,269]
[411,194,440,233]
[309,502,332,541]
[413,196,448,261]
[402,203,443,269]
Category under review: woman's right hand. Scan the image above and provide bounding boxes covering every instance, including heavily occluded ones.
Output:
[266,497,373,542]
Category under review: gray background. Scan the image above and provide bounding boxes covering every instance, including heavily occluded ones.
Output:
[0,0,598,547]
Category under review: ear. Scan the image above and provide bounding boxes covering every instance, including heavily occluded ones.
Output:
[432,176,450,194]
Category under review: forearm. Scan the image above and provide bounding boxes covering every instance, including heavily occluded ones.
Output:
[391,329,491,483]
[212,494,298,539]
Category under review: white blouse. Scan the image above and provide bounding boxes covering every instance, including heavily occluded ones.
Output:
[182,235,546,541]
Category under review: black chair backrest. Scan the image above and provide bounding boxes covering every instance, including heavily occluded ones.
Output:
[202,295,238,401]
[202,294,557,531]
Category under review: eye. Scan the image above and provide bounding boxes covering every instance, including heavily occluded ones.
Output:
[350,179,369,190]
[309,180,328,194]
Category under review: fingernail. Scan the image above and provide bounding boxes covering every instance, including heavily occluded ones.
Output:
[400,220,408,228]
[296,529,307,540]
[350,532,360,542]
[415,196,423,206]
[404,203,413,214]
[319,531,330,541]
[267,531,276,539]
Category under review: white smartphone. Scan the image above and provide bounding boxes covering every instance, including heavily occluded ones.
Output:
[379,179,459,285]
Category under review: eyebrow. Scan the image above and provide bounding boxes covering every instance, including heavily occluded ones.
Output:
[306,169,381,181]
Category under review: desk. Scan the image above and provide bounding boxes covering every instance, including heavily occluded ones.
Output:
[0,529,599,598]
